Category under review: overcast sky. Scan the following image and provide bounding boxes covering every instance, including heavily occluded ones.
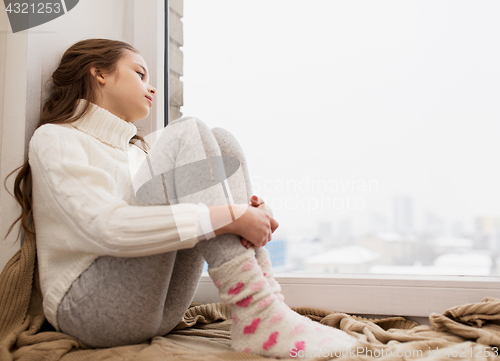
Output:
[181,1,500,238]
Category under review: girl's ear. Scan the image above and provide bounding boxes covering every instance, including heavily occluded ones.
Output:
[90,67,106,85]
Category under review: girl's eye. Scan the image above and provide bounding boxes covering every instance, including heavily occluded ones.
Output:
[137,72,144,80]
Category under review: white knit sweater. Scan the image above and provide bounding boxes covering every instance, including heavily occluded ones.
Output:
[29,100,215,331]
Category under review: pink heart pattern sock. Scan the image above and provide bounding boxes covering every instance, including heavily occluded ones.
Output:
[254,247,285,303]
[208,248,357,359]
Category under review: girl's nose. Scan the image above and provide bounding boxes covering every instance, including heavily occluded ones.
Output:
[149,86,157,95]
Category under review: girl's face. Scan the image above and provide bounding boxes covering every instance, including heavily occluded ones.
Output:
[94,50,157,122]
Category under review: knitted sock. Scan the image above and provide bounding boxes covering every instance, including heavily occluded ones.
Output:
[255,247,285,303]
[208,248,356,359]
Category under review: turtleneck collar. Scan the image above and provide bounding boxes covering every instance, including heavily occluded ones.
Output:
[70,99,138,151]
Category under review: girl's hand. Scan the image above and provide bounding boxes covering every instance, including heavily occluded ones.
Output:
[226,205,276,249]
[250,195,274,217]
[209,203,278,249]
[241,195,278,249]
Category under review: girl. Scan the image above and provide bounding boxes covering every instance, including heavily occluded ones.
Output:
[4,39,356,358]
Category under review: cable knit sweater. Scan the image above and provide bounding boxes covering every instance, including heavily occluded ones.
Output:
[29,100,215,331]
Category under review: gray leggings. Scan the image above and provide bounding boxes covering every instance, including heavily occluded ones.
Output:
[57,117,253,348]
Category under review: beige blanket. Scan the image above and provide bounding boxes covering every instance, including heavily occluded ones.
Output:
[1,222,500,360]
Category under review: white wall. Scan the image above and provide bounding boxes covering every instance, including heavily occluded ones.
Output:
[0,0,166,273]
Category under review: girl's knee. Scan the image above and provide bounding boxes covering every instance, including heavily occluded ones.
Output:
[211,127,245,161]
[211,127,235,142]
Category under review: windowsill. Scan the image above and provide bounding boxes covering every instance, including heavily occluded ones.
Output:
[194,272,500,321]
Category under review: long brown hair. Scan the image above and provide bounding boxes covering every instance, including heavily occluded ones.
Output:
[3,38,150,244]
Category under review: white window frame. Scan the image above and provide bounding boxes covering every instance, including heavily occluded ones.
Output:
[194,273,500,322]
[177,2,500,321]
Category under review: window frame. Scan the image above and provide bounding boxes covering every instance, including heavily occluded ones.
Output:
[175,1,500,319]
[195,272,500,318]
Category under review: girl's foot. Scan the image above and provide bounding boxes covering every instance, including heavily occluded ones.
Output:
[208,248,356,359]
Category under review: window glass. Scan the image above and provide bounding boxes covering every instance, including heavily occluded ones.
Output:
[181,0,500,276]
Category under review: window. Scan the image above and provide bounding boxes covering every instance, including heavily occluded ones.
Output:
[180,1,500,281]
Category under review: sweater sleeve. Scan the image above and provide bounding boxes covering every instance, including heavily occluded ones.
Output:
[29,125,202,257]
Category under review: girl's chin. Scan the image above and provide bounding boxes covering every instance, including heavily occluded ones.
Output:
[132,109,150,122]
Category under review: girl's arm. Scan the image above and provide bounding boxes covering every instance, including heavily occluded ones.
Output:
[29,125,202,257]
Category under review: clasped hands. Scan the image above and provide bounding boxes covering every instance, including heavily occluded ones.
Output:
[210,196,278,249]
[240,195,279,249]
